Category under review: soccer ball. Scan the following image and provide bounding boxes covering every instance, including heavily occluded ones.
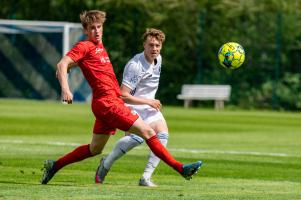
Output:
[218,42,245,69]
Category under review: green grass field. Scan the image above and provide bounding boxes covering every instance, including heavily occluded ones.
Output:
[0,99,301,200]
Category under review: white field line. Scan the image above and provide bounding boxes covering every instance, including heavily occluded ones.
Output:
[167,148,289,157]
[0,139,297,158]
[0,139,80,147]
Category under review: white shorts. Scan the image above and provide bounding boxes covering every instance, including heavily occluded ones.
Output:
[129,105,165,125]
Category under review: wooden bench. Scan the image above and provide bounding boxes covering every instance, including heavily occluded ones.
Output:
[177,84,231,110]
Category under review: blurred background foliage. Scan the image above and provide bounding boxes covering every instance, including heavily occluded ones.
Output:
[1,0,301,110]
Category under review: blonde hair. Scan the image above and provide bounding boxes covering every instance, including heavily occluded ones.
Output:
[142,28,165,43]
[80,10,106,29]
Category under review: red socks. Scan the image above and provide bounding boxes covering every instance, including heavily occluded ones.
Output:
[54,144,93,172]
[146,135,183,173]
[53,138,183,175]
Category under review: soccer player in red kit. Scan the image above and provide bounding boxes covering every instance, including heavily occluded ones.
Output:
[41,10,202,185]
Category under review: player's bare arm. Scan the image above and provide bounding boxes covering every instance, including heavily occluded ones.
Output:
[67,62,78,73]
[120,84,162,110]
[56,62,77,78]
[56,55,74,104]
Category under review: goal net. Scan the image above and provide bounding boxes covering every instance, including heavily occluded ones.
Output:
[0,19,91,102]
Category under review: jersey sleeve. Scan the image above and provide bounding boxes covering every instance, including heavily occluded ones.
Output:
[66,42,87,63]
[157,55,162,66]
[122,61,142,90]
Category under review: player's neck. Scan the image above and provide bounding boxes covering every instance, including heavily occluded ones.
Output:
[94,40,103,45]
[144,53,155,65]
[88,38,102,45]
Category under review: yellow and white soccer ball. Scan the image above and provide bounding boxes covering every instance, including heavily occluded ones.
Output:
[218,42,245,69]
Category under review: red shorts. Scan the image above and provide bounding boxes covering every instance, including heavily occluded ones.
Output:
[91,97,139,135]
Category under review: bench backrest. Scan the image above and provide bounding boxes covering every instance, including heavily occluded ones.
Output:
[178,84,231,100]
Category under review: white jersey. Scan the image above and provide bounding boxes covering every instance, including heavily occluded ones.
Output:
[122,52,164,124]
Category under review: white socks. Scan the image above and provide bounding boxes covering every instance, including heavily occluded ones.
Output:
[103,134,144,169]
[142,132,168,180]
[103,132,169,180]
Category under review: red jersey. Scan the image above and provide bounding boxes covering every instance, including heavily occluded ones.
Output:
[67,41,121,99]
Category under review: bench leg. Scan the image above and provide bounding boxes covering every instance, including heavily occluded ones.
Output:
[215,100,224,110]
[184,100,192,108]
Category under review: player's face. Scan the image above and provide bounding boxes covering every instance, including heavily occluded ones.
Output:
[85,22,103,44]
[143,36,162,64]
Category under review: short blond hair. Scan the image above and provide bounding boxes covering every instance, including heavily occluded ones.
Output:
[142,28,165,43]
[80,10,106,29]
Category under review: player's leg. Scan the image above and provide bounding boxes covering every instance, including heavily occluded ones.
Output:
[100,110,150,178]
[104,134,144,169]
[89,133,111,155]
[56,133,110,170]
[96,134,144,183]
[41,134,110,184]
[97,126,168,185]
[139,119,168,187]
[95,113,177,184]
[91,118,119,184]
[98,111,150,183]
[130,117,202,180]
[128,117,183,172]
[95,100,201,181]
[41,143,93,184]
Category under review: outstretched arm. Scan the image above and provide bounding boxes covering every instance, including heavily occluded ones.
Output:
[120,84,162,110]
[56,56,75,104]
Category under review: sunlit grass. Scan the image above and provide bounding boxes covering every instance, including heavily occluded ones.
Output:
[0,99,301,200]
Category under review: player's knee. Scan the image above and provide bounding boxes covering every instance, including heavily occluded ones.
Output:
[143,127,156,139]
[89,144,103,156]
[130,118,156,139]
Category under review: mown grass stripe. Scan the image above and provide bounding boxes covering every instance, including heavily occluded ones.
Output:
[0,139,296,158]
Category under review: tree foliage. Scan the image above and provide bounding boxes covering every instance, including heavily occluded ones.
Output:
[1,0,301,110]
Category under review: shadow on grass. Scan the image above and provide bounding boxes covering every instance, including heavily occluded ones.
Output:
[0,180,77,187]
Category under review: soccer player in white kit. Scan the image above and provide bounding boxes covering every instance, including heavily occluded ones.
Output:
[96,28,169,187]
